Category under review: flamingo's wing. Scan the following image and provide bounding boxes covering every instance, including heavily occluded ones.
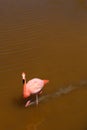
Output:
[26,78,44,94]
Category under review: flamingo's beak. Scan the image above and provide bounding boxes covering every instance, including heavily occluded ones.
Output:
[43,80,49,85]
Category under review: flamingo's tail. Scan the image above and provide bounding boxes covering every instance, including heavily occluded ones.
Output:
[43,80,49,85]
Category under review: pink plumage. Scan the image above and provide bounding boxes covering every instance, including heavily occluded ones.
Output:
[26,78,44,94]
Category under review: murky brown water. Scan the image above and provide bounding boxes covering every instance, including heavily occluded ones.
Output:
[0,0,87,130]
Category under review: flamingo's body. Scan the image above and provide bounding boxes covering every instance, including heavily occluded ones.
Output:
[22,72,49,107]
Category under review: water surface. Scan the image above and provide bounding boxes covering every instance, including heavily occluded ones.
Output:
[0,0,87,130]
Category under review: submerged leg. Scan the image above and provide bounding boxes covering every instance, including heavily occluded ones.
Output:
[36,94,38,106]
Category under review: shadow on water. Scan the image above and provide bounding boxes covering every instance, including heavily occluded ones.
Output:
[28,79,87,107]
[12,79,87,108]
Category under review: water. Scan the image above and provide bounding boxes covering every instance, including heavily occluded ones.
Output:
[0,0,87,130]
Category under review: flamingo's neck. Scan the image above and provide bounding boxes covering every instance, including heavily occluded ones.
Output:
[22,78,26,85]
[23,83,27,98]
[23,79,31,98]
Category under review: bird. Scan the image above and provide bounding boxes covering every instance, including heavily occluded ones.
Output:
[22,72,49,107]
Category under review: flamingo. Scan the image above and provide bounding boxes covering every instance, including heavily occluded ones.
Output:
[22,72,49,107]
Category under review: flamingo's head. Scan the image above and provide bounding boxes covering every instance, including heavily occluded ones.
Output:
[22,72,26,79]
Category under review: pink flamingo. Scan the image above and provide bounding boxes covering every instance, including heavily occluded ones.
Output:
[22,72,49,107]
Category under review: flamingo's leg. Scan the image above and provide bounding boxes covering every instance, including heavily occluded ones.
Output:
[25,100,31,107]
[39,90,42,95]
[36,94,38,106]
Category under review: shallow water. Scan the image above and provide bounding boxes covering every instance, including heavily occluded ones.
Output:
[0,0,87,130]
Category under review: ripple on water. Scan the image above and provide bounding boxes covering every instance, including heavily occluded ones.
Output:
[0,41,42,72]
